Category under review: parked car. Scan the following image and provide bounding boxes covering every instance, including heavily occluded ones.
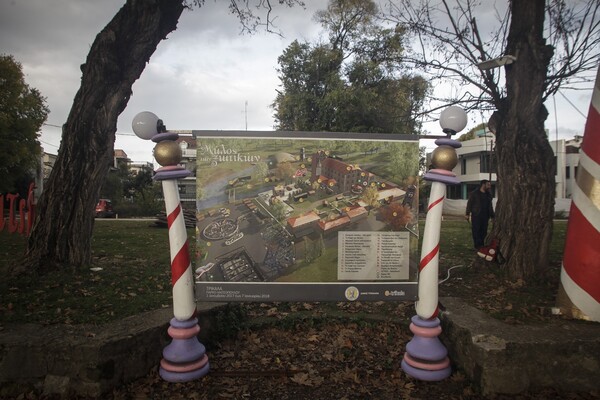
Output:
[95,199,115,218]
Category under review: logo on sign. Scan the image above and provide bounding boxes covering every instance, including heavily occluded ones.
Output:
[344,286,360,301]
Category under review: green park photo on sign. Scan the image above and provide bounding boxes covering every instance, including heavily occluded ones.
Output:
[194,131,420,302]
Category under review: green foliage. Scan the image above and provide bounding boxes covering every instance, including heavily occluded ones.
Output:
[389,143,418,180]
[0,55,48,193]
[99,164,162,217]
[268,200,288,221]
[361,186,380,210]
[272,0,428,134]
[273,40,345,131]
[418,146,427,175]
[99,168,125,202]
[457,123,486,142]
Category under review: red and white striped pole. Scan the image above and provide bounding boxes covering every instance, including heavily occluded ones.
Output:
[162,179,196,320]
[402,106,466,381]
[415,180,445,320]
[132,112,209,382]
[557,66,600,322]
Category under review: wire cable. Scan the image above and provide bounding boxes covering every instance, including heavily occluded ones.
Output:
[439,265,465,284]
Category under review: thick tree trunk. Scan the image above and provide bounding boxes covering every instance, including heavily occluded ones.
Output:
[491,0,555,280]
[23,0,185,273]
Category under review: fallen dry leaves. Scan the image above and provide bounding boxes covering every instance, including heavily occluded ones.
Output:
[106,301,595,400]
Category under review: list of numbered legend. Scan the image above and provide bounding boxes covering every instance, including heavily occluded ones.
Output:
[338,231,410,280]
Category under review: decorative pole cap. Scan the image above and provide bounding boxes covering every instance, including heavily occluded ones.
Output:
[132,111,190,180]
[424,106,468,185]
[439,106,467,137]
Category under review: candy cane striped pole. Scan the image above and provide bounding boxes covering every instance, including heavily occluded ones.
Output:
[132,112,209,382]
[158,174,209,381]
[557,66,600,322]
[162,179,196,321]
[415,180,445,319]
[402,106,466,382]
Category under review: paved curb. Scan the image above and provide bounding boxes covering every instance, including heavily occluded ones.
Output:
[439,297,600,395]
[0,303,225,397]
[1,298,598,397]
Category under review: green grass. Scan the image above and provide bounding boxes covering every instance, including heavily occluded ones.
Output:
[0,220,194,325]
[277,246,339,282]
[0,219,568,325]
[433,219,569,323]
[433,219,568,268]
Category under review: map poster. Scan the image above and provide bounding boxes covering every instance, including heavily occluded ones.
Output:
[194,131,419,302]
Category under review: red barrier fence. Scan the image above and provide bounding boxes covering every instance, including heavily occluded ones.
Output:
[0,182,36,236]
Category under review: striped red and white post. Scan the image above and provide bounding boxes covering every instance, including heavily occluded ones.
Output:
[558,66,600,322]
[162,179,196,321]
[158,177,209,382]
[415,180,444,319]
[402,106,466,382]
[132,112,209,382]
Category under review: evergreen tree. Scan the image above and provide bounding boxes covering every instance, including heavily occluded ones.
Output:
[0,55,48,194]
[273,0,428,134]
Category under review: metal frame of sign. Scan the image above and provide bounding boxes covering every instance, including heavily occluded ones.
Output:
[193,130,419,302]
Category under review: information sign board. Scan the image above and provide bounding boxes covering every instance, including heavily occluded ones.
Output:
[194,131,419,302]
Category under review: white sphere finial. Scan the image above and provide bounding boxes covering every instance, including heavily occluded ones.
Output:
[132,111,160,140]
[439,106,467,135]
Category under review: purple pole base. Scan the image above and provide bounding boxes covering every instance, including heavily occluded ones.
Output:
[159,317,210,382]
[401,315,451,381]
[153,166,192,181]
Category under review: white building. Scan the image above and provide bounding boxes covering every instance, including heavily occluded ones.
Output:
[550,135,582,199]
[449,129,497,199]
[433,128,581,200]
[176,136,197,207]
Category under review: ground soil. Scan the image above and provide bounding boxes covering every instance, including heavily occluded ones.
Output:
[17,257,597,400]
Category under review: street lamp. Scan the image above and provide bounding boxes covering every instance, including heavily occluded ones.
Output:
[476,55,516,71]
[439,105,468,136]
[132,111,209,382]
[401,106,467,381]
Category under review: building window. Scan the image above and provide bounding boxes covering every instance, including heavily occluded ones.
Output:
[480,154,496,174]
[461,157,466,175]
[574,166,578,178]
[566,166,570,179]
[447,185,461,200]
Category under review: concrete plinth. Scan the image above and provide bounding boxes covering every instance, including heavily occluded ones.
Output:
[439,297,600,395]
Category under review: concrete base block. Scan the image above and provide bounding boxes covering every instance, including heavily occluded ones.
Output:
[439,297,600,396]
[43,375,71,396]
[0,303,225,397]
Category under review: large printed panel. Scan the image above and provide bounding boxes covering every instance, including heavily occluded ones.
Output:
[194,131,419,302]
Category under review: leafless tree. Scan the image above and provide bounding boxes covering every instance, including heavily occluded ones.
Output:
[384,0,600,279]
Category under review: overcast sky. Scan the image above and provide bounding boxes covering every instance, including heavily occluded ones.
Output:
[0,0,594,164]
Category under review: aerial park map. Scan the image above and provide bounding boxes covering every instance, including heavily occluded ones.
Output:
[193,131,420,302]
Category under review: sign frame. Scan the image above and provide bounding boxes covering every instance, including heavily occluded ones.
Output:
[193,130,420,302]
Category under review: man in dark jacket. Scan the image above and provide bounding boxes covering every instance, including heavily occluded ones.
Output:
[465,180,495,249]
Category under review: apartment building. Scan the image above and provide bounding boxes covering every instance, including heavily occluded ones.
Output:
[176,136,197,207]
[551,135,582,199]
[434,128,581,200]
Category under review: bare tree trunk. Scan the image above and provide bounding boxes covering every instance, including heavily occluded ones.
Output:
[23,0,185,273]
[492,0,555,280]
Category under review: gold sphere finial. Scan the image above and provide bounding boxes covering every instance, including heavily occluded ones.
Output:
[431,145,458,171]
[154,141,182,166]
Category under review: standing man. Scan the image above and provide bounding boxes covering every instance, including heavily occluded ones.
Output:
[465,180,495,249]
